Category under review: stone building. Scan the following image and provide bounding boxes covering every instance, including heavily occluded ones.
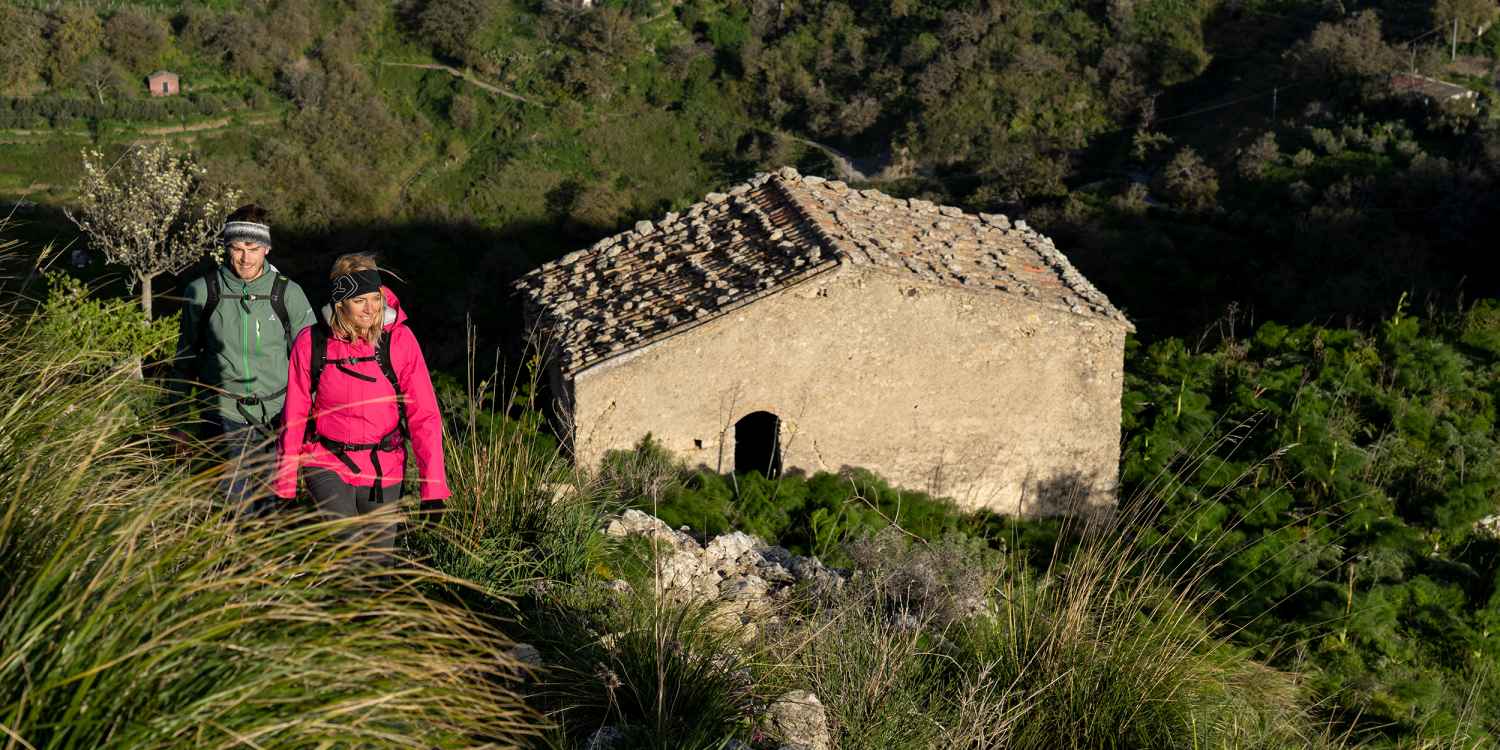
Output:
[515,168,1132,515]
[147,70,179,97]
[1389,73,1478,111]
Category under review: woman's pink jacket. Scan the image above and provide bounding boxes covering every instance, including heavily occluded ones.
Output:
[273,287,449,501]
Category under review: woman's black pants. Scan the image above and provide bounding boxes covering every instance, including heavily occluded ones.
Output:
[303,467,402,562]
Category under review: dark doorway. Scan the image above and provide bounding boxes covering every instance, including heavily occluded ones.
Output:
[734,411,782,477]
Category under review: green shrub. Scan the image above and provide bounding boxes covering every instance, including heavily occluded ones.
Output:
[35,271,176,365]
[1121,307,1500,743]
[607,439,973,565]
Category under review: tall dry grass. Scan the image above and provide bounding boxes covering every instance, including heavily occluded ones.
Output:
[0,283,540,748]
[409,332,609,601]
[752,461,1354,750]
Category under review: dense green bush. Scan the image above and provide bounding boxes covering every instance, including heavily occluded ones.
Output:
[0,91,253,128]
[34,272,176,362]
[1120,300,1500,744]
[605,437,970,565]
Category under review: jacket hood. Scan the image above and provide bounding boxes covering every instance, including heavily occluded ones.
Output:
[319,285,404,330]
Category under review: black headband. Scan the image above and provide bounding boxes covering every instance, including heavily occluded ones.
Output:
[331,269,382,304]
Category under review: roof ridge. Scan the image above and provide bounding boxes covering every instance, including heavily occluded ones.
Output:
[763,169,850,264]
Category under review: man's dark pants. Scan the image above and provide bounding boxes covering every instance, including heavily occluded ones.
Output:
[209,415,281,518]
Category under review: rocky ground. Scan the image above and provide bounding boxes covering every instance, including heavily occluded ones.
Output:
[519,509,849,750]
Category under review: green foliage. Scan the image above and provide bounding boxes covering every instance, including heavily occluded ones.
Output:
[606,438,970,565]
[1128,0,1214,86]
[35,271,177,364]
[1121,308,1500,743]
[0,5,47,92]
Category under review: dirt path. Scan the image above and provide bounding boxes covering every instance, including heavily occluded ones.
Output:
[135,112,281,138]
[379,62,547,107]
[0,112,280,144]
[773,131,905,183]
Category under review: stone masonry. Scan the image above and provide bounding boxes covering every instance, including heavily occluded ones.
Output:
[515,167,1133,514]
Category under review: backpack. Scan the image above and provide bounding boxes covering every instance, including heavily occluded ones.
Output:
[302,323,410,489]
[195,271,293,357]
[193,270,293,428]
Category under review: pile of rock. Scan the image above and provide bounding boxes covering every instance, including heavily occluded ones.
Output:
[602,509,843,635]
[585,510,844,750]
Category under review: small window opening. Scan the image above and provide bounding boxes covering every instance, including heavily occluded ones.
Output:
[693,438,703,449]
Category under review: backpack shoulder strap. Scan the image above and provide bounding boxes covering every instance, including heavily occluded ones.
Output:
[376,329,409,439]
[309,323,330,397]
[303,323,331,443]
[195,272,220,354]
[269,274,292,354]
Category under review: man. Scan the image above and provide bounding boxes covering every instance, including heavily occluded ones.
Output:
[173,204,316,515]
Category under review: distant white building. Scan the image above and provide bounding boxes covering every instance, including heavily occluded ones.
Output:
[1390,73,1478,110]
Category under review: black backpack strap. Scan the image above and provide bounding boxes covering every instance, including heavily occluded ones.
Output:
[304,324,330,444]
[269,274,292,354]
[195,272,220,355]
[376,329,409,440]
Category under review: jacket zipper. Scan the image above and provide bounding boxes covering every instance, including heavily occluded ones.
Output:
[239,277,251,397]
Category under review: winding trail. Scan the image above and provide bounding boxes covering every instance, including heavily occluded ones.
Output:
[378,62,547,107]
[777,132,871,182]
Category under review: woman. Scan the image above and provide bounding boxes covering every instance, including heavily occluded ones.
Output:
[274,254,448,545]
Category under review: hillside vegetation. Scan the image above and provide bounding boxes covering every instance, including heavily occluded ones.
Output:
[2,0,1500,747]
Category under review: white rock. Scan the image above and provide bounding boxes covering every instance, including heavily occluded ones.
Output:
[720,574,770,600]
[656,551,716,600]
[768,690,832,750]
[1477,514,1500,540]
[705,531,760,563]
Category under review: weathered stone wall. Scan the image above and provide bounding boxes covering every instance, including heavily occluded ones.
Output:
[566,264,1127,514]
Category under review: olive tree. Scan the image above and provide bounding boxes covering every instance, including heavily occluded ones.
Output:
[67,143,239,320]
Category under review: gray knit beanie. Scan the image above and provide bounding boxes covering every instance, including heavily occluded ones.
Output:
[223,204,272,248]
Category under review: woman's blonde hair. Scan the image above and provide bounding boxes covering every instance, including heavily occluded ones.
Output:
[329,253,384,347]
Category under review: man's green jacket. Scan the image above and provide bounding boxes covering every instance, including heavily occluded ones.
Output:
[173,263,316,425]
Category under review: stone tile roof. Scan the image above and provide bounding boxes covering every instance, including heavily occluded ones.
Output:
[515,167,1130,374]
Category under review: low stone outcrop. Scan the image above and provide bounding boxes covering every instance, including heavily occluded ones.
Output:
[602,510,845,632]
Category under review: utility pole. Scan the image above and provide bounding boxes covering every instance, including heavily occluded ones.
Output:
[1452,16,1459,61]
[1271,86,1278,120]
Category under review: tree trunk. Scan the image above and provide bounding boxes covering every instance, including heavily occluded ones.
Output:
[131,274,156,379]
[140,273,154,321]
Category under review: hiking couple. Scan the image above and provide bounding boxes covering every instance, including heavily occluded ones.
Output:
[174,204,448,534]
